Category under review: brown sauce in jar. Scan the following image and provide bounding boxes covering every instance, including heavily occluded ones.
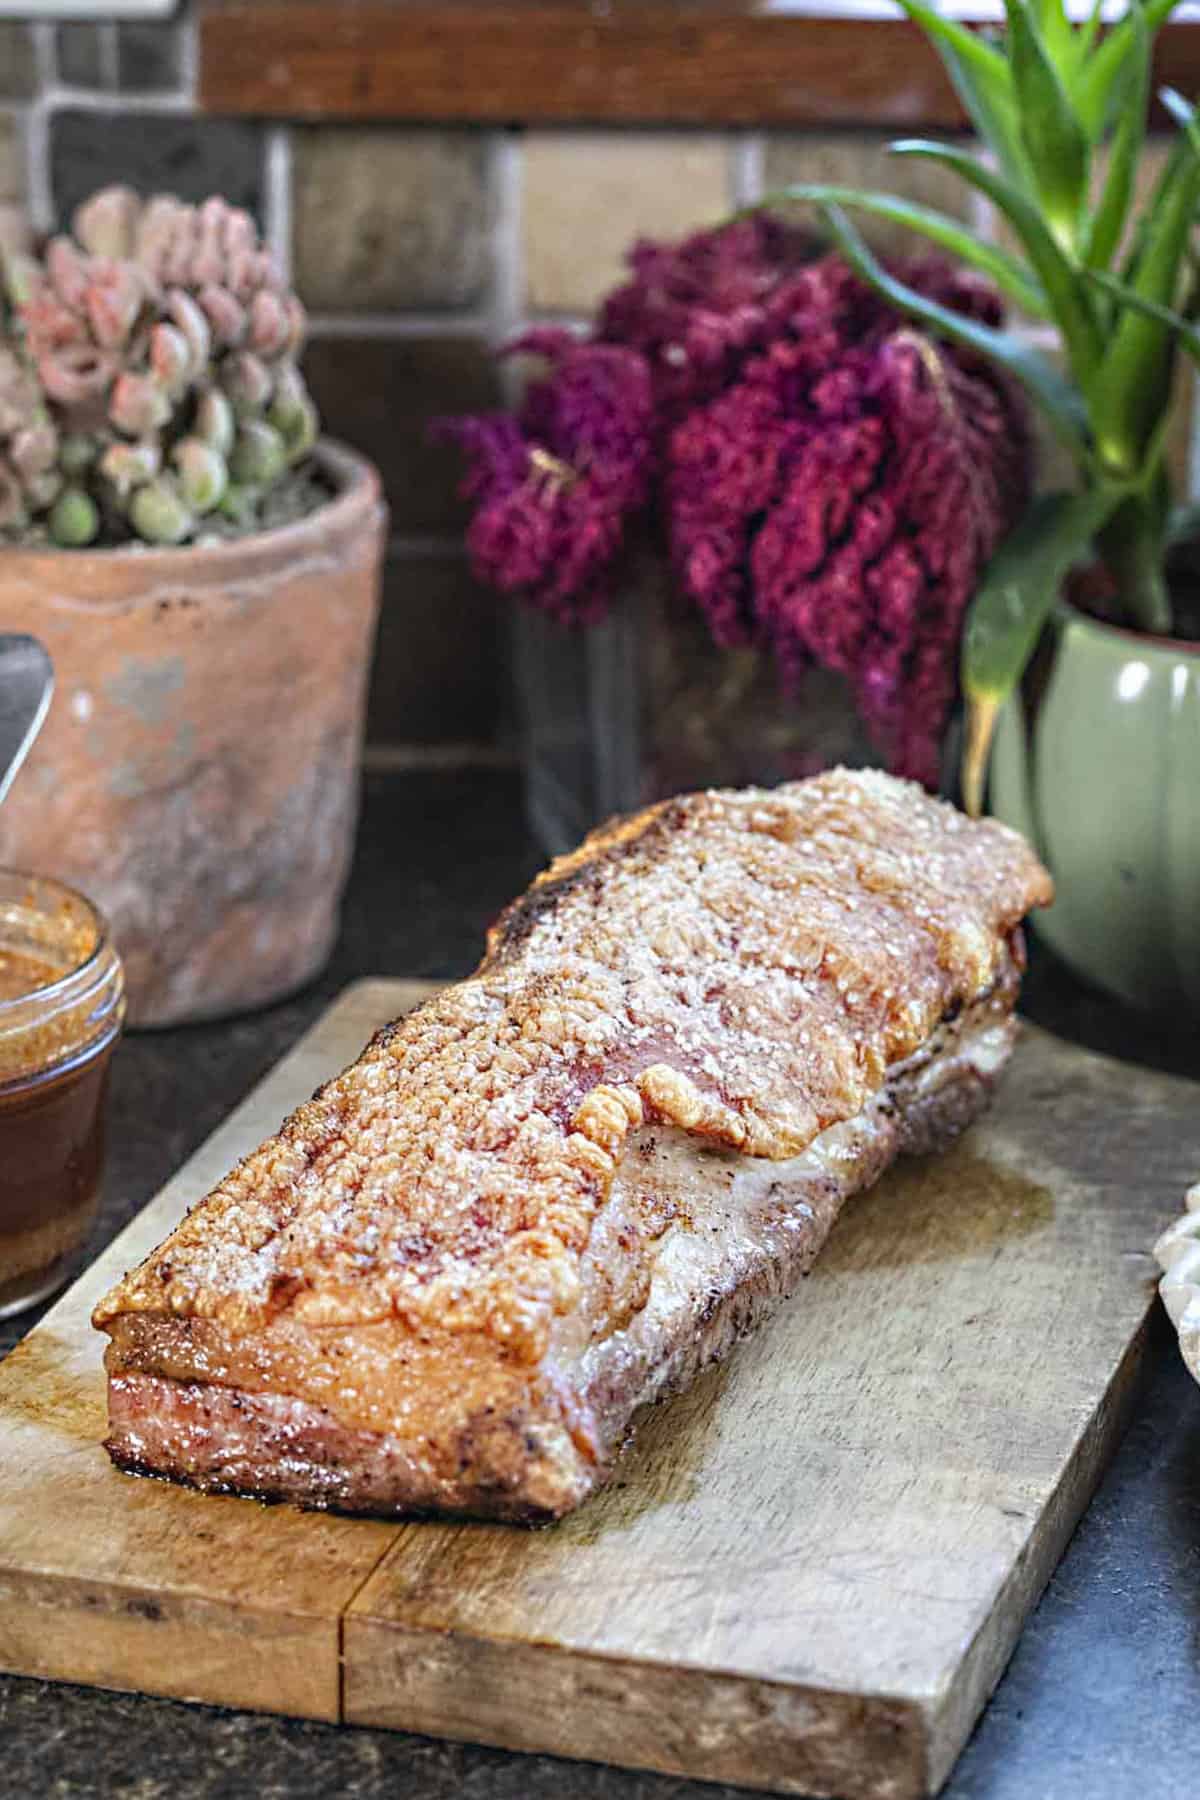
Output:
[0,1032,118,1303]
[0,879,125,1316]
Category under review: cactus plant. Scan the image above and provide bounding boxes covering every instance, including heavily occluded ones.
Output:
[0,186,320,547]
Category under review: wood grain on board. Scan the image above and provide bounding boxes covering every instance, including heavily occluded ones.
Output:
[0,977,1195,1796]
[198,3,1200,128]
[0,982,434,1720]
[343,1020,1194,1796]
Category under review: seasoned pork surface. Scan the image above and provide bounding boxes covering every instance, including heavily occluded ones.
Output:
[95,770,1053,1519]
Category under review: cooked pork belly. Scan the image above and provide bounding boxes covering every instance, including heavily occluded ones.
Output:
[95,770,1052,1521]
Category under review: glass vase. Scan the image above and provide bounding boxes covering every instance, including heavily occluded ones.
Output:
[513,559,881,857]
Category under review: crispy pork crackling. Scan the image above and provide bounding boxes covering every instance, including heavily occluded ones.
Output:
[94,770,1053,1521]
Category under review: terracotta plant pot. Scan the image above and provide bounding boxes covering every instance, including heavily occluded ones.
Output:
[990,599,1200,1013]
[0,440,386,1027]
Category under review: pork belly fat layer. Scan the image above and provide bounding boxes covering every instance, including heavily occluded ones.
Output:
[103,990,1016,1522]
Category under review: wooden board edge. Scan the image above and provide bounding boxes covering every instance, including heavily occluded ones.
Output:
[924,1312,1152,1792]
[341,1619,932,1800]
[0,1566,344,1722]
[0,979,441,1722]
[331,975,442,1015]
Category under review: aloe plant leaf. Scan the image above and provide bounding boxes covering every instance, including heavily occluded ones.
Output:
[888,2,1011,96]
[817,203,1089,456]
[1075,0,1181,140]
[1121,127,1195,291]
[1004,1,1090,244]
[1086,284,1194,504]
[761,183,1048,318]
[890,0,1030,185]
[1029,0,1075,64]
[1090,99,1200,473]
[1073,0,1107,66]
[1083,1,1149,270]
[1087,267,1200,360]
[890,140,1103,382]
[1120,202,1155,290]
[961,488,1119,815]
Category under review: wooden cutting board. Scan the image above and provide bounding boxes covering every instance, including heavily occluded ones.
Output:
[0,979,1195,1799]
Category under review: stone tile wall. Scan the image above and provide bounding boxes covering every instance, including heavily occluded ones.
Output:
[0,8,1194,761]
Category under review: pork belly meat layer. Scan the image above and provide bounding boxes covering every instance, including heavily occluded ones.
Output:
[95,770,1053,1520]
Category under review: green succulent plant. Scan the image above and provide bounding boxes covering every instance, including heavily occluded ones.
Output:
[0,186,319,550]
[759,0,1200,811]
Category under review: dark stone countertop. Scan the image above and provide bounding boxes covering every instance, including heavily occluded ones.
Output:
[2,769,1198,1800]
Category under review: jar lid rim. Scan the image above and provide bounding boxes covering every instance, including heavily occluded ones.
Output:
[0,869,120,1025]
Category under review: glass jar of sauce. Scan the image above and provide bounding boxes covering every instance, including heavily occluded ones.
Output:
[0,871,125,1318]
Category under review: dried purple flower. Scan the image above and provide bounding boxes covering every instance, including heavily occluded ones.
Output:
[596,213,822,423]
[442,222,1029,786]
[440,332,656,624]
[668,259,1028,784]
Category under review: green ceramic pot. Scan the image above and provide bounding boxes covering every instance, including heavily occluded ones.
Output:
[991,600,1200,1012]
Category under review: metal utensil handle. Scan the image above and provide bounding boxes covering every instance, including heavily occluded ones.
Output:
[0,633,55,809]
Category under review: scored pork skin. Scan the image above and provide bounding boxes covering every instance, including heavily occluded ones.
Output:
[103,986,1017,1520]
[95,770,1053,1520]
